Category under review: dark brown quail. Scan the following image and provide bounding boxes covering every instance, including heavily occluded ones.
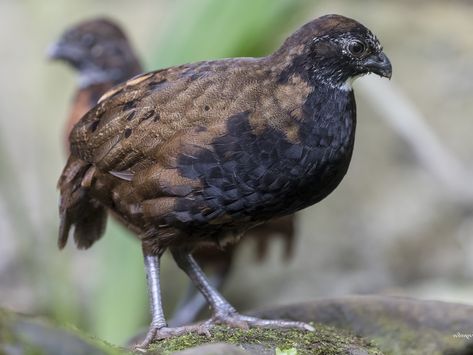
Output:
[57,14,392,348]
[49,17,299,328]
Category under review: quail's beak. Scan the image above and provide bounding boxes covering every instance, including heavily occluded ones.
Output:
[364,52,392,79]
[46,40,79,62]
[47,41,64,60]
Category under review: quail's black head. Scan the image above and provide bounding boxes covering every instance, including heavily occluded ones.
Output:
[276,14,392,88]
[48,18,141,86]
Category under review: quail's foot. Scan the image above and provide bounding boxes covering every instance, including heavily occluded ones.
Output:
[134,313,313,351]
[204,310,315,332]
[134,323,210,351]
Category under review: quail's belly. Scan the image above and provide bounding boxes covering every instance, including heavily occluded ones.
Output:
[169,90,356,235]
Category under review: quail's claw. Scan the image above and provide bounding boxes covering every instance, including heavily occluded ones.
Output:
[211,311,250,329]
[196,321,213,337]
[133,323,207,350]
[133,326,158,352]
[239,315,315,331]
[208,310,314,332]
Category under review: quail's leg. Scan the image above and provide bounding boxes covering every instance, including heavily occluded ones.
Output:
[136,253,167,349]
[135,251,208,350]
[170,248,314,332]
[168,273,224,326]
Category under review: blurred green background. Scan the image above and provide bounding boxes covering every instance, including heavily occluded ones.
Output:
[1,0,473,346]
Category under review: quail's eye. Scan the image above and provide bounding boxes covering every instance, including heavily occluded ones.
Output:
[111,46,123,56]
[81,34,96,47]
[348,40,367,57]
[91,44,104,57]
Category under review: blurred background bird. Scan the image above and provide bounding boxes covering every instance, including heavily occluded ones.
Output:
[48,16,298,330]
[0,0,473,347]
[47,18,143,149]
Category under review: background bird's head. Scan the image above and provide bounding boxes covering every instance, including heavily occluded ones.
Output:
[276,14,392,89]
[48,17,141,87]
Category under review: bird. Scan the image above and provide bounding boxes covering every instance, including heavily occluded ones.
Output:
[49,17,298,327]
[57,14,392,348]
[47,18,143,149]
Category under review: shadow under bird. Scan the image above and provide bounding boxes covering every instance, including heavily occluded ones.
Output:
[57,14,391,348]
[49,17,298,328]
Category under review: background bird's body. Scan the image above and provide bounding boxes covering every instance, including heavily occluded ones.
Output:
[50,18,143,249]
[65,83,113,148]
[48,18,143,148]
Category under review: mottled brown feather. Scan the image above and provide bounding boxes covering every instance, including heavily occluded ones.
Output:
[67,56,309,251]
[61,14,376,252]
[71,58,311,172]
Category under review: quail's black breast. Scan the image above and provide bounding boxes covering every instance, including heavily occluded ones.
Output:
[166,86,356,239]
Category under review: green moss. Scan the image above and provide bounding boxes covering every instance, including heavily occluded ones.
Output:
[275,347,298,355]
[148,324,384,355]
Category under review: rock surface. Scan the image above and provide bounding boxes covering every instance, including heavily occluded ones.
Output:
[3,296,473,354]
[0,308,121,355]
[254,295,473,355]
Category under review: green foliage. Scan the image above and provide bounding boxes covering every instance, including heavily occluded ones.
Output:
[89,222,147,345]
[148,0,313,68]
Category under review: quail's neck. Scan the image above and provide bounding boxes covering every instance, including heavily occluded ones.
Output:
[270,49,355,92]
[78,70,109,88]
[78,67,129,89]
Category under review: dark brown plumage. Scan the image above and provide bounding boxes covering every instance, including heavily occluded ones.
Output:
[57,14,391,348]
[50,17,298,327]
[49,18,142,249]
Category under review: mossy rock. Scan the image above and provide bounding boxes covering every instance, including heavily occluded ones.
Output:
[0,306,381,355]
[4,295,473,355]
[0,308,124,355]
[253,295,473,355]
[148,324,383,354]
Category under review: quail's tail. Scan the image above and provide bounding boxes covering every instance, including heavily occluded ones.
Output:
[57,156,107,249]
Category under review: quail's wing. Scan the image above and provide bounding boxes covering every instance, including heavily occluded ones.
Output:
[69,60,249,174]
